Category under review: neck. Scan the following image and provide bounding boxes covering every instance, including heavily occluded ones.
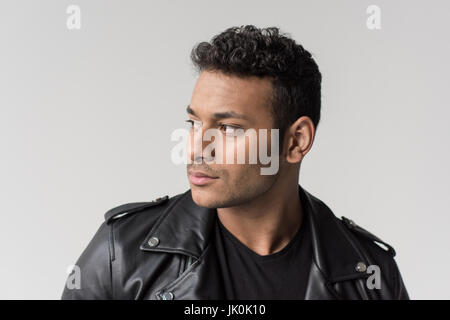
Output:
[216,174,303,256]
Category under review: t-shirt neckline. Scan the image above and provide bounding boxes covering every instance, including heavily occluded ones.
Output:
[216,211,307,262]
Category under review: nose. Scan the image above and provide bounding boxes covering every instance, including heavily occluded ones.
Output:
[187,127,215,164]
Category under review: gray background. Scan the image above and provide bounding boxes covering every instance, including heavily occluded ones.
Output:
[1,0,449,299]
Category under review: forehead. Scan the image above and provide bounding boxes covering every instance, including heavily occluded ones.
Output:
[189,70,273,119]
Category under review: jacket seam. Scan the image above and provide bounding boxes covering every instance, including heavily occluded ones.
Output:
[108,222,115,299]
[356,278,370,300]
[324,279,342,299]
[153,256,201,299]
[153,242,211,299]
[165,244,210,291]
[178,255,186,278]
[392,258,400,299]
[142,247,199,259]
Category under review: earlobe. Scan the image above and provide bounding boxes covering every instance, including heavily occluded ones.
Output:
[293,116,315,158]
[283,115,316,164]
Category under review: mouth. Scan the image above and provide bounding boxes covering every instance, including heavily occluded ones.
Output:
[188,170,219,186]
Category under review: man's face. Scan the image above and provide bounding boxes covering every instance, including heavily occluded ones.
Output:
[186,70,281,208]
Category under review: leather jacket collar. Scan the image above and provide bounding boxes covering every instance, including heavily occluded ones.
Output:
[140,184,369,284]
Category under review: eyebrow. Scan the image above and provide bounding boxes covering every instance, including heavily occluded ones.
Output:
[186,105,249,121]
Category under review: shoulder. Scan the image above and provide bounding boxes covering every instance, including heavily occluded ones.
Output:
[339,215,396,257]
[98,193,185,250]
[304,188,397,259]
[101,192,189,250]
[104,195,171,224]
[338,215,401,287]
[62,192,187,299]
[338,216,409,299]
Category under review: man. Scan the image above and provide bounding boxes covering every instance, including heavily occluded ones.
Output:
[61,25,409,300]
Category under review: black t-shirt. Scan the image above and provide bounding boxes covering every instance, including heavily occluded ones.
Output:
[213,203,312,300]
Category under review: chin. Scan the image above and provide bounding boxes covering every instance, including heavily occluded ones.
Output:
[190,188,220,208]
[191,188,216,208]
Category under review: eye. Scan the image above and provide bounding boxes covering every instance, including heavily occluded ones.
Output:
[219,124,241,135]
[185,119,202,130]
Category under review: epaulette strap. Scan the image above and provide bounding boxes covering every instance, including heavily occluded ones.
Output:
[104,195,169,224]
[341,216,396,257]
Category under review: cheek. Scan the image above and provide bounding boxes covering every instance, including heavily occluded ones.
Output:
[227,134,259,165]
[223,163,263,188]
[216,135,249,164]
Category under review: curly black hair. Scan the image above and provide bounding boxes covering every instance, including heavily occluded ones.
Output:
[190,25,322,153]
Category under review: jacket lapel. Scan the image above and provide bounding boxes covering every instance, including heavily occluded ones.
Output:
[140,185,370,299]
[140,189,216,260]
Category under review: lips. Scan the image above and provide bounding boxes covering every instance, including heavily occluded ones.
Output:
[188,170,218,185]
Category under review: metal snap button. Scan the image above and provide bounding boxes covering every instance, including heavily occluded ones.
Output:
[148,236,159,247]
[355,261,367,273]
[161,291,174,300]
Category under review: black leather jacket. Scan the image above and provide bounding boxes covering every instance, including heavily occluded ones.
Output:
[61,184,409,300]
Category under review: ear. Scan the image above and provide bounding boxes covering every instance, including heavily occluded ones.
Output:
[284,116,316,164]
